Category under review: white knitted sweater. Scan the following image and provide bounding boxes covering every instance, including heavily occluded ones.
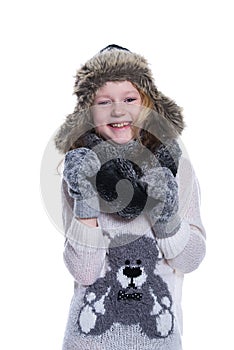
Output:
[61,157,206,350]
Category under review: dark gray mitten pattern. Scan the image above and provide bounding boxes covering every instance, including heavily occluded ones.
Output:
[141,167,180,238]
[63,148,101,218]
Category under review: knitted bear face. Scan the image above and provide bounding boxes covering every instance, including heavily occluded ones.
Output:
[77,234,174,339]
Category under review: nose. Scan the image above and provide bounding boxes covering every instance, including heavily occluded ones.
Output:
[111,102,126,117]
[123,266,142,279]
[123,266,142,289]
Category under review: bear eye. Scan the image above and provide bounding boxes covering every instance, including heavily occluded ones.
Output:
[125,259,130,265]
[136,259,141,265]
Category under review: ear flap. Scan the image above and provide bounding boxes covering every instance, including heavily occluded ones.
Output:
[154,91,185,136]
[54,110,93,153]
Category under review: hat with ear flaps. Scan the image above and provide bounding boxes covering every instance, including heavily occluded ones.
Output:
[54,44,185,154]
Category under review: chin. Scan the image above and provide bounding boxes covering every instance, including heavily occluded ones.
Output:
[111,137,133,145]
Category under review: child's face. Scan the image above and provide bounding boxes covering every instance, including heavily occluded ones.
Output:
[92,81,141,144]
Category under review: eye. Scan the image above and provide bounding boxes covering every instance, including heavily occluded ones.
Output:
[124,97,137,103]
[97,100,112,106]
[125,259,130,265]
[136,259,141,265]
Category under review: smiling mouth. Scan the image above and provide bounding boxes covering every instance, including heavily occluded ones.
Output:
[108,122,131,128]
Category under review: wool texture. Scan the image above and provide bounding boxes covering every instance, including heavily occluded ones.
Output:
[58,45,206,350]
[63,134,182,237]
[61,156,206,350]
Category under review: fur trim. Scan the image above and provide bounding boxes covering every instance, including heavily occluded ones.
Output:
[55,46,185,153]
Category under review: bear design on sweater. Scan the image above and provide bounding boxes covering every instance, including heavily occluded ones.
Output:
[77,234,174,339]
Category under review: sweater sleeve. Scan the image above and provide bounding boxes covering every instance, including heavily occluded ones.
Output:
[61,180,107,285]
[156,158,206,273]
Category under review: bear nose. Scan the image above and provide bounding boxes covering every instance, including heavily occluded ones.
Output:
[123,266,142,289]
[123,266,142,279]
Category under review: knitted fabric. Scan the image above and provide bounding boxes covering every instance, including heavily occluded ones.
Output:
[57,44,205,349]
[63,133,182,238]
[61,157,206,350]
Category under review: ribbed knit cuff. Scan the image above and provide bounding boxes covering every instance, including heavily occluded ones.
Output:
[66,216,109,249]
[74,197,100,219]
[156,220,191,259]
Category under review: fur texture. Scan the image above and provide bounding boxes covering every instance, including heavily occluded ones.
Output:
[63,147,101,218]
[54,46,185,153]
[63,134,181,225]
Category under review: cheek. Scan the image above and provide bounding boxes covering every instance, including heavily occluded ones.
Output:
[92,111,100,126]
[92,109,109,127]
[95,125,106,136]
[129,104,142,120]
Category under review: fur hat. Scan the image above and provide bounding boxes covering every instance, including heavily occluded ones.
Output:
[54,44,185,154]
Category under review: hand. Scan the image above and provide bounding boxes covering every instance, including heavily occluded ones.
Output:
[63,148,101,218]
[141,167,180,238]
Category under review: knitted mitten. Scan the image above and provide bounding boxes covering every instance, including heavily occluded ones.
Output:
[63,133,182,227]
[63,147,101,218]
[76,133,149,219]
[141,166,180,238]
[96,157,148,219]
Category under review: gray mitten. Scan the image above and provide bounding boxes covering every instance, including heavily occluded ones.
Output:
[141,167,180,238]
[63,148,101,218]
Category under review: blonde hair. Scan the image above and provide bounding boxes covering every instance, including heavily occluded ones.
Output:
[131,84,154,141]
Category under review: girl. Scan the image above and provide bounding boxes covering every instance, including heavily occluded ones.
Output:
[55,45,206,350]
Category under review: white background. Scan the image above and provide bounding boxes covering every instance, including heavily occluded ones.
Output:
[0,0,233,349]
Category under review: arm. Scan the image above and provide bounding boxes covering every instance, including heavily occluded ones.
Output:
[157,158,206,273]
[61,180,107,285]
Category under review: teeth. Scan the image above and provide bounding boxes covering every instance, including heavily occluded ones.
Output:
[110,122,130,128]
